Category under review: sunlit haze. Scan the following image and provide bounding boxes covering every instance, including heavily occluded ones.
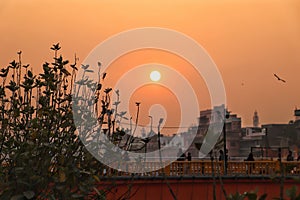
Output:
[1,0,300,129]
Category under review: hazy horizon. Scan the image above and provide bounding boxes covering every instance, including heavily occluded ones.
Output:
[1,0,300,128]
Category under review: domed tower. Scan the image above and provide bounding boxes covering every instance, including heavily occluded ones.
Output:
[253,110,259,127]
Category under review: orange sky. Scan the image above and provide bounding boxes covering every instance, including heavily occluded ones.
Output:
[1,0,300,128]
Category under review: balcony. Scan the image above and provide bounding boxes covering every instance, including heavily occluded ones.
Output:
[101,160,300,177]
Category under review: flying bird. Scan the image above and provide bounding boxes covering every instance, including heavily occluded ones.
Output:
[274,73,286,83]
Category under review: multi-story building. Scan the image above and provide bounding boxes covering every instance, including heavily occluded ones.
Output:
[188,105,242,158]
[187,105,223,157]
[225,113,242,157]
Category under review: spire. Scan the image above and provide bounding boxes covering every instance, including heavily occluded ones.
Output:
[253,110,259,127]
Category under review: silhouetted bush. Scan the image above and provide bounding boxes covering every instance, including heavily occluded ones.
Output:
[0,44,133,199]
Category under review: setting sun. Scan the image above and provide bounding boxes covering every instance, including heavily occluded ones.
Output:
[150,70,161,82]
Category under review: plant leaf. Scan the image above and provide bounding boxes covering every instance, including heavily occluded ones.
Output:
[23,191,35,199]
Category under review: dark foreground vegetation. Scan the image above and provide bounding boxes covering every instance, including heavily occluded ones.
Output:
[0,44,137,199]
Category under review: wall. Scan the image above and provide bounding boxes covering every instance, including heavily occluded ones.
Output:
[98,177,299,200]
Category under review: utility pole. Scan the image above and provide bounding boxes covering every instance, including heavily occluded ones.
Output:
[223,109,230,175]
[158,118,164,168]
[148,115,153,133]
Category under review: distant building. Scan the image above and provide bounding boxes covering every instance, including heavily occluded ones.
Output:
[295,108,300,121]
[145,107,300,160]
[262,124,290,147]
[188,105,242,158]
[142,130,159,154]
[181,125,199,157]
[161,134,181,147]
[225,113,242,157]
[294,109,300,142]
[260,122,298,158]
[239,127,265,157]
[188,105,224,157]
[238,108,300,159]
[293,109,300,156]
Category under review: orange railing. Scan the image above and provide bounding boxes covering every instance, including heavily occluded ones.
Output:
[102,160,300,177]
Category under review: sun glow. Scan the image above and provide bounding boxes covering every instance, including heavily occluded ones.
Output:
[150,70,161,82]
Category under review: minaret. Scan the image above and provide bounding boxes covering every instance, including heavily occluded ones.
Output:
[253,110,259,127]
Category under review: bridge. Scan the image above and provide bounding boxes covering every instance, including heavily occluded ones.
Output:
[98,160,300,200]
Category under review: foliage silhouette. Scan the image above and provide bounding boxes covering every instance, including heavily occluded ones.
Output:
[0,44,140,199]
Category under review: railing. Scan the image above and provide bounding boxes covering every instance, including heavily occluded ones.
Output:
[102,160,300,177]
